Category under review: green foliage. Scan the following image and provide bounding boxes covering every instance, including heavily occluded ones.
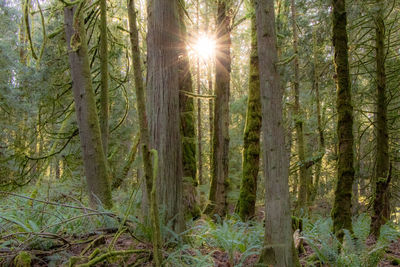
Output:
[302,214,400,266]
[188,215,263,266]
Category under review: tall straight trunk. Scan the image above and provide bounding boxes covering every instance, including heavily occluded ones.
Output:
[255,0,294,265]
[371,0,390,237]
[196,0,203,193]
[127,1,161,263]
[99,0,109,156]
[331,0,355,240]
[178,2,200,219]
[290,0,308,210]
[237,2,261,221]
[205,0,231,217]
[64,4,112,209]
[147,0,184,233]
[310,27,325,203]
[205,0,213,188]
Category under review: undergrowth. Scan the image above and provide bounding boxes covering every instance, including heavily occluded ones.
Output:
[302,213,400,266]
[0,181,264,266]
[1,180,399,266]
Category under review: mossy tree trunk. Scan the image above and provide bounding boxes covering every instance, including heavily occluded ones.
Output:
[99,0,109,156]
[178,2,201,219]
[147,0,184,233]
[236,1,261,221]
[331,0,355,240]
[371,0,390,237]
[127,1,162,263]
[290,0,309,211]
[205,0,231,218]
[64,4,112,209]
[255,0,295,265]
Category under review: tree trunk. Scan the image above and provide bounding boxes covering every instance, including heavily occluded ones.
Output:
[146,0,184,233]
[64,4,112,209]
[99,0,109,156]
[178,2,201,219]
[371,0,390,237]
[290,0,308,211]
[237,1,261,221]
[310,27,325,203]
[195,0,203,196]
[127,1,162,262]
[204,0,231,218]
[331,0,355,240]
[255,0,294,265]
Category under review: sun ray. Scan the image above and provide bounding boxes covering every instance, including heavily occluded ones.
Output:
[190,34,216,61]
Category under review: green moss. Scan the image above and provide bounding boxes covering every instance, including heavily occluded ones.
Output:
[237,5,261,221]
[178,3,199,219]
[14,251,31,267]
[331,0,354,241]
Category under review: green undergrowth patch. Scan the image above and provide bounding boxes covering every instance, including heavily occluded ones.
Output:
[302,214,400,266]
[0,181,266,266]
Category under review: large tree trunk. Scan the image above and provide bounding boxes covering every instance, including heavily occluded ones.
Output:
[205,0,231,217]
[290,0,308,210]
[99,0,109,156]
[128,1,162,263]
[146,0,184,233]
[64,4,112,209]
[178,2,201,219]
[236,1,261,221]
[255,0,294,265]
[371,0,390,237]
[331,0,355,240]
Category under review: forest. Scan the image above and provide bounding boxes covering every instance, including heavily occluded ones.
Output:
[1,0,400,266]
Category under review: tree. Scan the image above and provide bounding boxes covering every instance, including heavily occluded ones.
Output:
[290,0,309,210]
[128,0,161,263]
[370,0,390,237]
[146,0,184,233]
[236,0,261,221]
[205,0,231,218]
[64,3,112,209]
[178,1,201,219]
[255,0,294,265]
[331,0,355,240]
[99,0,109,156]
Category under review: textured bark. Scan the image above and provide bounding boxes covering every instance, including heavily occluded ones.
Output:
[99,0,109,156]
[128,1,161,261]
[255,0,294,265]
[178,2,200,219]
[237,2,261,221]
[64,5,112,209]
[290,0,308,210]
[371,0,390,237]
[204,0,231,218]
[331,0,355,240]
[146,0,184,233]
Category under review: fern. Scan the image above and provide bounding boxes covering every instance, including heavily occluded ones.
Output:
[302,214,400,267]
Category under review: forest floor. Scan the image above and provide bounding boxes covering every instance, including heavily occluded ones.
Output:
[4,231,400,266]
[1,185,400,266]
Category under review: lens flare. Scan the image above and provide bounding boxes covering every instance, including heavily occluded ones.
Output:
[192,34,216,60]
